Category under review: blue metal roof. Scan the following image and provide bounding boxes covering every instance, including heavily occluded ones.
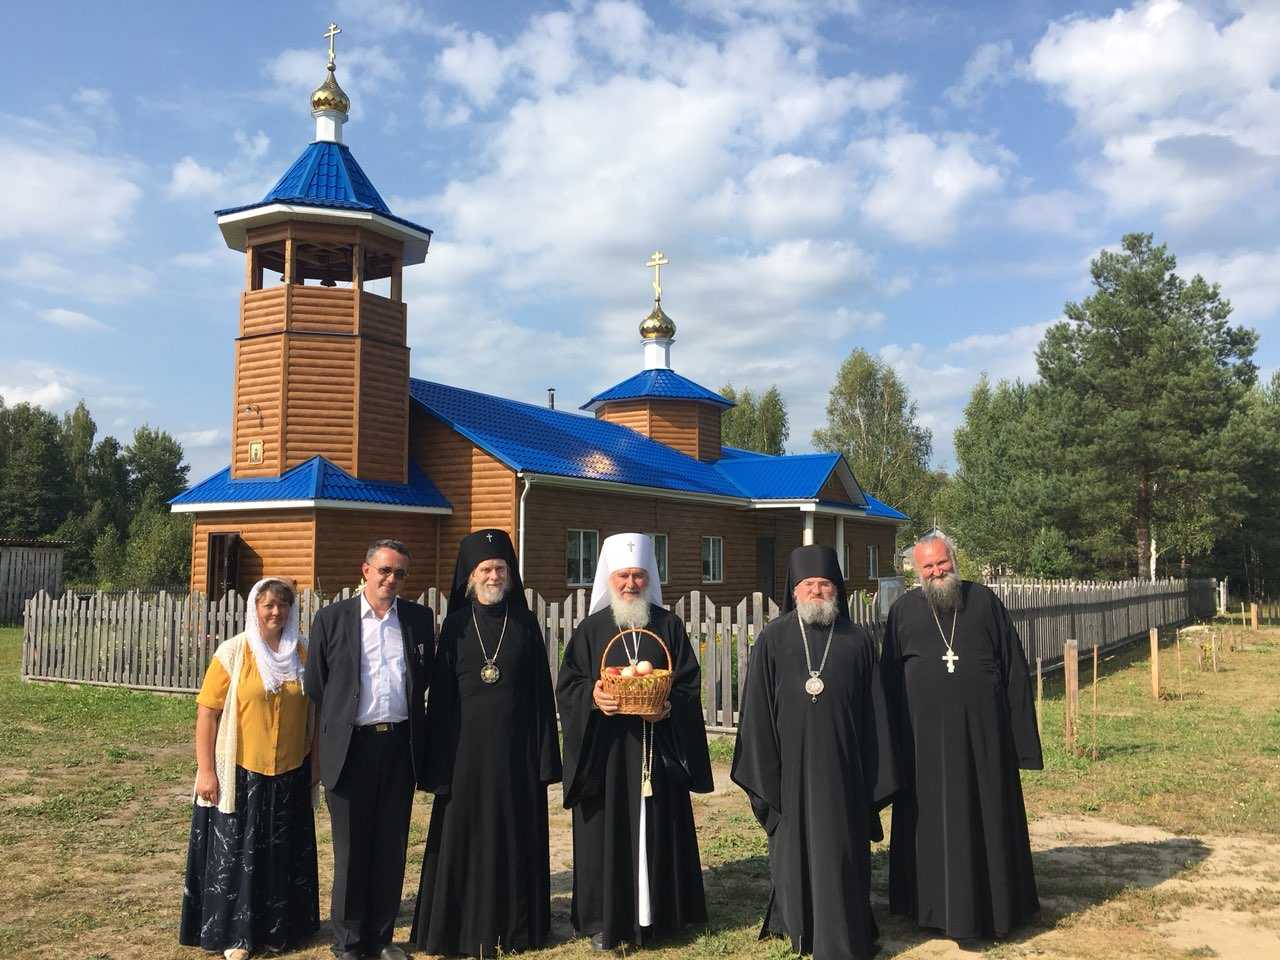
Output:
[410,379,745,497]
[170,456,450,510]
[859,493,909,521]
[214,141,433,237]
[409,379,906,521]
[715,451,844,500]
[582,369,734,411]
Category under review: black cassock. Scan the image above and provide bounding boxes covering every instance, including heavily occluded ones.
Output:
[556,605,714,950]
[881,582,1043,939]
[731,610,898,960]
[411,599,562,956]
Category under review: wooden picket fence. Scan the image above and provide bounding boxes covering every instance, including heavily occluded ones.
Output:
[1,542,64,625]
[21,578,1212,732]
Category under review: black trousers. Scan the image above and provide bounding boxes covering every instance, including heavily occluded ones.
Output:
[325,724,415,955]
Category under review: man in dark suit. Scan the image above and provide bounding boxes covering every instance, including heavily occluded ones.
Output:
[305,538,433,960]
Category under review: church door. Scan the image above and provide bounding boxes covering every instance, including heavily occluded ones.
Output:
[207,533,241,599]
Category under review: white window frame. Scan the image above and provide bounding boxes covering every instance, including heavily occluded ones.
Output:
[566,528,599,586]
[701,536,724,584]
[867,543,880,580]
[646,533,669,584]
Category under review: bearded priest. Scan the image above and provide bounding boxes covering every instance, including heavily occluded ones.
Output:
[731,544,898,960]
[411,529,562,958]
[882,531,1042,942]
[556,532,714,952]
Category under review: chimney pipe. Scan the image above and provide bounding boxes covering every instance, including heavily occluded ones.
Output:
[547,387,556,410]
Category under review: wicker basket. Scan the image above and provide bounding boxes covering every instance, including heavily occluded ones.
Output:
[598,628,674,716]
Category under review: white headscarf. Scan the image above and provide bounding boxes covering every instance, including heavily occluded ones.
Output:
[246,577,302,694]
[587,532,664,616]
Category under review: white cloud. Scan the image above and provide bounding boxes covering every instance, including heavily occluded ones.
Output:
[0,138,141,246]
[2,253,154,304]
[1028,0,1280,226]
[176,428,227,449]
[878,320,1054,466]
[166,130,272,200]
[853,132,1010,245]
[944,40,1014,109]
[1008,189,1092,239]
[262,44,404,122]
[38,308,111,332]
[1180,247,1280,326]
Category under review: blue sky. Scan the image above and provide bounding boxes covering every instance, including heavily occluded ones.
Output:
[2,0,1277,487]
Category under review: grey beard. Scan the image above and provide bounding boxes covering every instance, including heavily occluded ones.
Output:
[469,580,509,605]
[796,597,838,627]
[610,593,651,630]
[923,572,961,612]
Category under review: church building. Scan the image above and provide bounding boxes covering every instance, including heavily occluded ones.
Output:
[170,29,906,605]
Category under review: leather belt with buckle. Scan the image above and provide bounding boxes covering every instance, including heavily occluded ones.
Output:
[356,721,402,734]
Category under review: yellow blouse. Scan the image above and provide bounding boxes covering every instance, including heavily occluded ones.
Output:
[197,644,311,776]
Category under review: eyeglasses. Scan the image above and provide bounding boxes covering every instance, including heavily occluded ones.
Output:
[375,566,408,580]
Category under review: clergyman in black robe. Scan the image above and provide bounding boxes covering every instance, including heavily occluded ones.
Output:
[411,528,562,957]
[556,532,714,951]
[882,532,1042,940]
[731,544,898,960]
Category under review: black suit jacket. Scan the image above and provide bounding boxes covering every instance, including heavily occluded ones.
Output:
[304,594,435,791]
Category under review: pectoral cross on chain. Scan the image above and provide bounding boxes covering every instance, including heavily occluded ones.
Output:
[942,649,959,673]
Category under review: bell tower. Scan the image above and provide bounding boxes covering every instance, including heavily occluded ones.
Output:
[214,24,432,484]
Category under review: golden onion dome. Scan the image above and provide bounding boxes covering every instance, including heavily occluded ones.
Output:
[639,303,676,340]
[311,64,350,116]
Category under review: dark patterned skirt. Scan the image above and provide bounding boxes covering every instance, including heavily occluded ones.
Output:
[179,761,320,953]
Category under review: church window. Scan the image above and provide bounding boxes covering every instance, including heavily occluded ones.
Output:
[566,529,599,585]
[867,544,880,579]
[701,536,723,584]
[646,533,668,584]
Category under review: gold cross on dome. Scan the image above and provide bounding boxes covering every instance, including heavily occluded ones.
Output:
[324,23,342,65]
[646,250,669,302]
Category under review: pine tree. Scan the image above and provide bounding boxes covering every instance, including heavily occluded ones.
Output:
[1037,233,1256,578]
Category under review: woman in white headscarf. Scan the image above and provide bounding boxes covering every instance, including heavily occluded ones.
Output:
[179,578,319,960]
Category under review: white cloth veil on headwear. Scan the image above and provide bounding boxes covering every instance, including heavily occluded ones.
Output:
[246,577,303,693]
[587,532,664,616]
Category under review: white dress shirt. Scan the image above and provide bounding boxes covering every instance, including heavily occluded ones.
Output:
[354,594,409,725]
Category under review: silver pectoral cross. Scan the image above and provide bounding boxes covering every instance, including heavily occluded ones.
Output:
[942,649,959,673]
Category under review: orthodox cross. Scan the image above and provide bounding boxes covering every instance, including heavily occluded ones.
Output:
[325,22,342,65]
[627,541,635,553]
[646,250,669,301]
[942,649,959,673]
[485,533,494,542]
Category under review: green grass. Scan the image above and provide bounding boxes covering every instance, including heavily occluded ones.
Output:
[2,623,1279,959]
[1022,622,1280,835]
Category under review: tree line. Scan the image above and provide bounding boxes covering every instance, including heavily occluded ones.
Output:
[723,234,1270,594]
[0,399,192,587]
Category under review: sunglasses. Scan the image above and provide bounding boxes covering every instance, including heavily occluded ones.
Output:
[373,566,408,580]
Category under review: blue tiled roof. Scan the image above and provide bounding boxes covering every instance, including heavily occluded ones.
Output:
[214,141,432,237]
[408,379,907,522]
[582,369,734,411]
[170,456,450,510]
